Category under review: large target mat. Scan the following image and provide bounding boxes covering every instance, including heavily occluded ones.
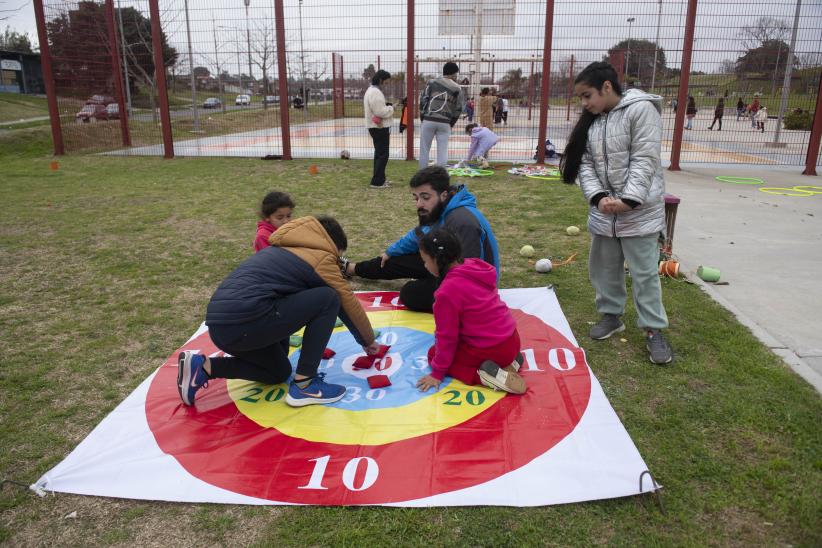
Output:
[33,288,656,506]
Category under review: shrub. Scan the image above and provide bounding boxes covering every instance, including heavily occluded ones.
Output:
[783,109,813,130]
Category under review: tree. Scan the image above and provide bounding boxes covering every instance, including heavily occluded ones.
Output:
[250,20,276,103]
[362,63,376,82]
[735,39,795,80]
[0,26,33,53]
[499,68,525,98]
[717,59,736,74]
[45,2,177,111]
[607,39,667,85]
[738,16,791,94]
[193,66,211,78]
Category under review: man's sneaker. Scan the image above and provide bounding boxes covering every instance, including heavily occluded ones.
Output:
[646,330,674,365]
[503,352,524,374]
[368,182,391,189]
[589,314,625,340]
[286,373,347,407]
[478,360,527,394]
[178,351,209,406]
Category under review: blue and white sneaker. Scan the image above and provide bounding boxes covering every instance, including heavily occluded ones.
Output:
[177,351,209,406]
[285,373,346,407]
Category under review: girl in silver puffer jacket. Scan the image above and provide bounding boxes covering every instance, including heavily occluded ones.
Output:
[561,61,674,365]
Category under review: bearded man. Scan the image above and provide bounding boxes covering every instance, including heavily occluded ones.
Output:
[343,166,499,312]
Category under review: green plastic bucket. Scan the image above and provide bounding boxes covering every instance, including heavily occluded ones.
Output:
[697,265,721,282]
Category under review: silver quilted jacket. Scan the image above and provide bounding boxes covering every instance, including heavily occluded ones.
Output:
[578,88,666,238]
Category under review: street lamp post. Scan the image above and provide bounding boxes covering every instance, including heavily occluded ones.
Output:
[244,0,253,93]
[116,0,132,115]
[298,0,308,110]
[651,0,661,92]
[626,17,635,82]
[183,0,200,131]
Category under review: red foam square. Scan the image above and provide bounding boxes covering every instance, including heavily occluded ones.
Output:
[322,348,336,360]
[352,355,376,370]
[367,375,391,389]
[372,344,391,359]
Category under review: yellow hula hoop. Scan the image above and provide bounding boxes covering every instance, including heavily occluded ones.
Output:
[715,176,764,185]
[791,186,822,195]
[758,187,815,197]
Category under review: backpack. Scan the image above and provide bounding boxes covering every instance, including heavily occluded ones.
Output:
[534,139,557,160]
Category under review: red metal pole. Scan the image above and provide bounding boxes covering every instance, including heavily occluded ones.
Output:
[148,0,173,158]
[406,0,415,162]
[32,0,64,155]
[527,56,534,121]
[669,0,698,172]
[536,0,555,164]
[273,0,292,159]
[331,53,337,118]
[341,55,346,118]
[377,54,381,72]
[803,69,822,176]
[565,54,574,121]
[105,0,131,147]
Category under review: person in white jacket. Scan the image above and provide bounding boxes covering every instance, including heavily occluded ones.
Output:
[363,70,394,188]
[755,106,768,133]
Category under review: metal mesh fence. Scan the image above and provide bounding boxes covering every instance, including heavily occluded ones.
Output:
[37,0,822,167]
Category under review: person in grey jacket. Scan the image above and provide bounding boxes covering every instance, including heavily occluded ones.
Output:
[418,62,465,168]
[561,61,673,365]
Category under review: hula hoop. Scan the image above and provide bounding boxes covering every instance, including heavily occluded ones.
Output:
[526,174,562,181]
[715,176,764,185]
[447,167,494,177]
[758,187,815,197]
[791,185,822,195]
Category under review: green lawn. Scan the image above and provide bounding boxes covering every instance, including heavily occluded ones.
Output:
[0,127,820,546]
[0,92,49,122]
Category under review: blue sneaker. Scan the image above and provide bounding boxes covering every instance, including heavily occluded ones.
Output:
[286,373,346,407]
[177,351,209,406]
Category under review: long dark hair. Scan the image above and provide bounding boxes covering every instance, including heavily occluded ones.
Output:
[371,70,391,86]
[560,62,623,184]
[420,227,462,279]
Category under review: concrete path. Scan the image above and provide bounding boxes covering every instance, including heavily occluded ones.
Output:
[665,167,822,394]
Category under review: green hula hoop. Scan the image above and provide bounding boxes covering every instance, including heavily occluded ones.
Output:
[447,168,494,177]
[715,176,764,185]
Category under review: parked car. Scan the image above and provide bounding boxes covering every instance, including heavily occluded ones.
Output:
[203,97,222,109]
[86,94,115,105]
[262,95,279,105]
[235,94,251,106]
[76,103,107,123]
[93,103,120,121]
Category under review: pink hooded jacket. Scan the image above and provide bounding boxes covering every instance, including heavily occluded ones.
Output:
[430,258,517,380]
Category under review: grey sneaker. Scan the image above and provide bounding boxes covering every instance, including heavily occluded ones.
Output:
[503,352,524,374]
[478,360,527,394]
[589,314,625,340]
[646,329,674,364]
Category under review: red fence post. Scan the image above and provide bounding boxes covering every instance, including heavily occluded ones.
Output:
[274,0,292,160]
[148,0,173,158]
[669,0,699,172]
[535,0,555,164]
[803,70,822,176]
[406,0,415,162]
[105,0,131,147]
[341,56,346,118]
[33,0,64,156]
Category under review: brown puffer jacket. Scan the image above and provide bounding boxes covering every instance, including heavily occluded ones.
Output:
[270,217,375,346]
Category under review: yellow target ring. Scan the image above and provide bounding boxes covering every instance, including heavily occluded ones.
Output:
[759,187,815,197]
[227,309,504,446]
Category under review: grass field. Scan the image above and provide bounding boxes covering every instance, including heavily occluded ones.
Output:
[0,128,820,546]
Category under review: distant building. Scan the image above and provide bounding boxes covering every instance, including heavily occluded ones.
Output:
[0,50,44,94]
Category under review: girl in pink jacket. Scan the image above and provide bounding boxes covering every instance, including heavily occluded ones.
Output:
[415,227,526,394]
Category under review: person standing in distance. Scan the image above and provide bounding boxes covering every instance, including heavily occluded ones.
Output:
[418,62,465,168]
[363,69,394,189]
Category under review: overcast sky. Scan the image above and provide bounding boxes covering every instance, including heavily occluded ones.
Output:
[4,0,821,80]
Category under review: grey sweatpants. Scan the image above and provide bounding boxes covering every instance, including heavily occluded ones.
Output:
[589,233,669,330]
[419,120,452,168]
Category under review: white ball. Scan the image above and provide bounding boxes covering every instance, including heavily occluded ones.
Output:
[519,245,535,257]
[535,258,553,273]
[566,225,580,236]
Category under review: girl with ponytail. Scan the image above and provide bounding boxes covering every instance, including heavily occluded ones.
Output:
[560,61,674,365]
[415,227,526,394]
